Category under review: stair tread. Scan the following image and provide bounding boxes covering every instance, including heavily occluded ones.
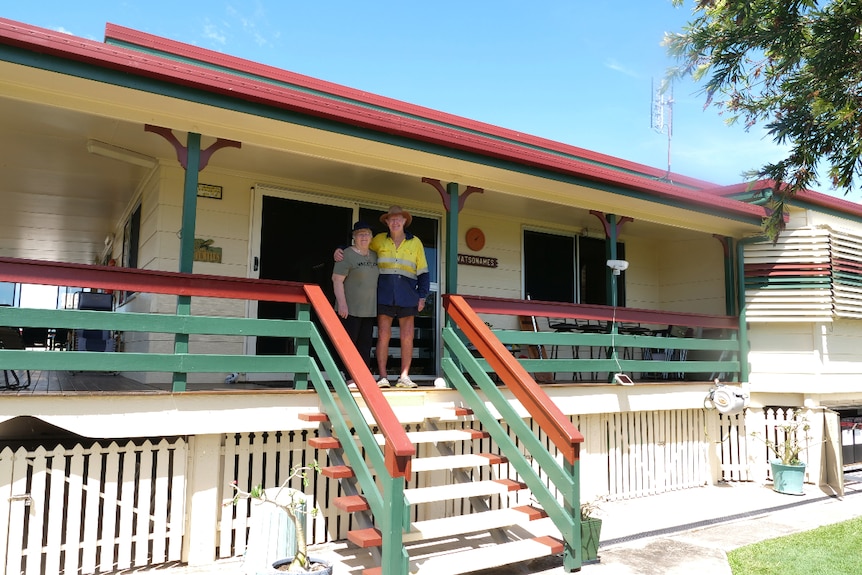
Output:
[404,506,546,542]
[405,479,525,505]
[332,494,369,512]
[321,465,354,479]
[408,453,506,472]
[347,527,381,548]
[298,411,328,422]
[373,429,489,445]
[308,436,341,449]
[411,536,564,575]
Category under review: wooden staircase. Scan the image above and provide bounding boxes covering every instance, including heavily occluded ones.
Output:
[301,407,566,575]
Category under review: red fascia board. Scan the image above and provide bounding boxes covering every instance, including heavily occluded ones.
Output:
[0,18,765,219]
[105,23,716,191]
[795,189,862,219]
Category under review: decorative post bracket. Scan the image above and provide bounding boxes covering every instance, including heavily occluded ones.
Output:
[422,177,483,212]
[589,210,633,237]
[145,124,241,171]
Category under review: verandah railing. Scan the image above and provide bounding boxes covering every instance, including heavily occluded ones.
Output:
[0,256,415,575]
[442,295,584,572]
[452,295,742,384]
[0,257,596,574]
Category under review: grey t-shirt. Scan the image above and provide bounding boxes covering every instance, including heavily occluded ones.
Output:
[333,248,379,317]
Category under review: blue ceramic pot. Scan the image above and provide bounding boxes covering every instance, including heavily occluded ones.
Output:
[770,459,806,495]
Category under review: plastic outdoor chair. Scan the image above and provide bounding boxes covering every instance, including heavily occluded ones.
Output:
[0,326,31,389]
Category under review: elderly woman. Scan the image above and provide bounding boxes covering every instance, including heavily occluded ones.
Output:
[332,221,380,384]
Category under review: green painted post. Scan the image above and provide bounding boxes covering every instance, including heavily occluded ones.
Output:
[445,182,459,296]
[563,456,582,572]
[735,237,761,384]
[172,132,201,392]
[441,182,460,389]
[606,214,620,378]
[606,213,618,307]
[293,303,310,390]
[724,237,736,316]
[379,474,408,575]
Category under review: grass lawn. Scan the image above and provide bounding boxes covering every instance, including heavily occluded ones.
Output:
[728,516,862,575]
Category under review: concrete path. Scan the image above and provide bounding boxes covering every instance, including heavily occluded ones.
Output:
[122,470,862,574]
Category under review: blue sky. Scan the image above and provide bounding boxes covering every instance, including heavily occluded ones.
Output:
[4,1,851,198]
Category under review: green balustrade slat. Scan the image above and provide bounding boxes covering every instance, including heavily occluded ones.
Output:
[514,359,737,371]
[441,330,578,556]
[0,350,313,373]
[495,330,738,351]
[0,307,313,338]
[305,330,387,517]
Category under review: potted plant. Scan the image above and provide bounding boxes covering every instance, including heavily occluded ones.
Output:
[580,498,603,564]
[227,461,333,574]
[752,409,810,495]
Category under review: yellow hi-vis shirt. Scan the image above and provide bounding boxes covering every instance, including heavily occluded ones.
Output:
[370,231,430,307]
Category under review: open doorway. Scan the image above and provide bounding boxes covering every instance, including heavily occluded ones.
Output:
[254,194,353,356]
[248,190,441,381]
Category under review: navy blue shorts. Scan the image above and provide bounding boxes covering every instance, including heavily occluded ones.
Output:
[378,304,418,318]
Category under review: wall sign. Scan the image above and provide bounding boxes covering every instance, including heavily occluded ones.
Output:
[197,183,223,199]
[194,238,222,263]
[458,253,498,268]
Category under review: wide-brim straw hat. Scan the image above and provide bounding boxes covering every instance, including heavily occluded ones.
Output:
[379,205,412,227]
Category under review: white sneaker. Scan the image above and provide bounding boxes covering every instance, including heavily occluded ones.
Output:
[395,376,418,388]
[346,380,357,389]
[377,378,391,389]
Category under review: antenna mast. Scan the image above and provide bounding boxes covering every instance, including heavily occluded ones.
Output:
[651,78,673,179]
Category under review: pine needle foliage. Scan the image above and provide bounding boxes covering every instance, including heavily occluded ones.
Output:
[665,0,862,240]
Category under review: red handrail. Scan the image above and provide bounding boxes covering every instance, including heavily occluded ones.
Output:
[444,294,583,464]
[0,257,309,302]
[458,294,739,331]
[303,285,415,474]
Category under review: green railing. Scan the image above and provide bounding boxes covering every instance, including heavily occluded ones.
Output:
[0,256,413,575]
[442,294,743,571]
[443,295,584,572]
[456,295,741,384]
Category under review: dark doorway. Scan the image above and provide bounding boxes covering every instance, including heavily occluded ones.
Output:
[523,231,625,306]
[257,196,353,354]
[524,230,575,303]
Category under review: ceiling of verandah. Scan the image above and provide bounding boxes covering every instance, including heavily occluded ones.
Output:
[0,59,762,266]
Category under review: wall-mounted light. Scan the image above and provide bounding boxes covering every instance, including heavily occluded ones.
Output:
[86,139,157,169]
[606,259,629,275]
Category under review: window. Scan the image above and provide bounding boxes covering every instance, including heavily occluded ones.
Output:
[523,230,624,305]
[119,204,141,304]
[0,282,18,307]
[122,204,141,270]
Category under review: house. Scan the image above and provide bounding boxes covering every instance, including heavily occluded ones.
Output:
[0,16,860,575]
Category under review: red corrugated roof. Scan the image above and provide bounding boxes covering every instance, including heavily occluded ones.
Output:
[0,17,770,221]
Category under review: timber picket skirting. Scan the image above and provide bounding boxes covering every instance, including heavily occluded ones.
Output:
[0,439,186,575]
